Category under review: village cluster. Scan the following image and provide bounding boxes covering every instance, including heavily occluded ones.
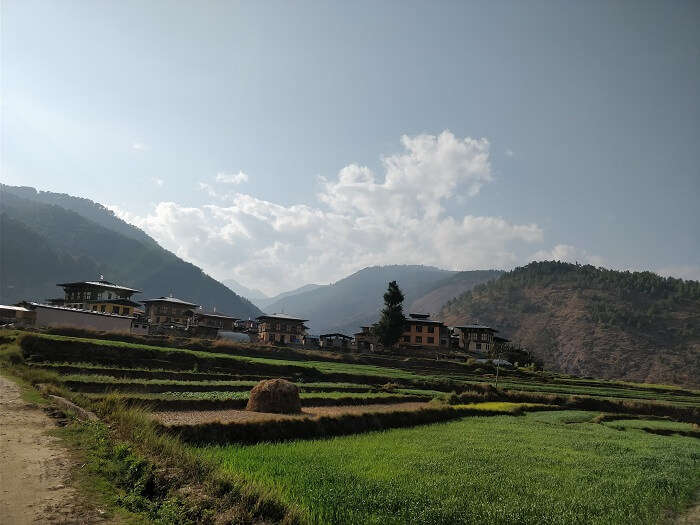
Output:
[0,277,514,358]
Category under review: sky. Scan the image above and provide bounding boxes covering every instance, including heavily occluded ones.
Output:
[2,0,699,296]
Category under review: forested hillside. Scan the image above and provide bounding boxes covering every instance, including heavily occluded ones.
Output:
[0,185,261,318]
[441,261,700,387]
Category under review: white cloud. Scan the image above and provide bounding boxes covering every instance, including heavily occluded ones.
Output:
[132,142,149,151]
[505,149,514,157]
[112,131,544,295]
[153,178,164,187]
[530,244,604,266]
[216,171,249,185]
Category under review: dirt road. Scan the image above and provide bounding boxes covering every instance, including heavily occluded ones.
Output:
[0,375,110,524]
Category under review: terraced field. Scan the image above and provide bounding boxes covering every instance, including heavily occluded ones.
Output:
[2,329,699,524]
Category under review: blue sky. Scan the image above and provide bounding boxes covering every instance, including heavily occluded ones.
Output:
[2,0,699,294]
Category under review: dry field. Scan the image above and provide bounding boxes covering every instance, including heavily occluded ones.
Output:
[153,401,433,425]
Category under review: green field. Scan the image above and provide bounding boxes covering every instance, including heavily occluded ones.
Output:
[4,330,700,523]
[199,410,700,524]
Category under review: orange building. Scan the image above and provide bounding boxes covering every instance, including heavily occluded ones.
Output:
[398,313,450,349]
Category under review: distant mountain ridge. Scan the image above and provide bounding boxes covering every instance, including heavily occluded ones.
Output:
[222,278,269,301]
[254,284,324,309]
[0,184,261,319]
[263,265,499,334]
[440,261,700,387]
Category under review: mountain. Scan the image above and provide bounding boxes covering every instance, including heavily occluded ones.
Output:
[255,284,324,309]
[263,265,497,334]
[222,278,269,301]
[409,270,502,315]
[0,185,261,319]
[440,261,700,387]
[3,185,158,248]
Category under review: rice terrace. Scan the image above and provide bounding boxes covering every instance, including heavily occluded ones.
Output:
[0,327,698,523]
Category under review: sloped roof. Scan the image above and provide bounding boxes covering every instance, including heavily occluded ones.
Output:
[57,280,141,293]
[456,324,498,332]
[256,313,309,322]
[142,296,197,307]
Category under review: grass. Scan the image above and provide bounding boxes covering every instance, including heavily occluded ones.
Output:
[481,378,700,406]
[198,410,700,524]
[60,375,376,394]
[21,332,433,384]
[86,391,425,402]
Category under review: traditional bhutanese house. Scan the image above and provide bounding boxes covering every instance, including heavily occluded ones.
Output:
[319,333,352,350]
[29,303,134,333]
[353,326,377,352]
[51,278,142,316]
[454,324,499,353]
[142,296,197,326]
[193,310,238,331]
[399,313,450,349]
[256,314,308,345]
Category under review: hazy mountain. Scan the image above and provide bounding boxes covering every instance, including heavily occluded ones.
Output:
[440,261,700,387]
[222,278,269,301]
[0,185,261,318]
[262,265,499,334]
[255,283,324,309]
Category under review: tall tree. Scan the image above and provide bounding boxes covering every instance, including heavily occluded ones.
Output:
[373,280,406,347]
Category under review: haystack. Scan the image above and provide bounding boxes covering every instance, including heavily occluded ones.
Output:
[246,378,302,414]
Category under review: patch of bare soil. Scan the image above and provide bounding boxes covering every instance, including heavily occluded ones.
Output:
[154,401,432,425]
[674,492,700,525]
[0,375,112,524]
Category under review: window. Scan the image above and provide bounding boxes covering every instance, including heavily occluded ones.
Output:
[100,305,106,312]
[476,343,481,350]
[427,326,435,333]
[415,325,423,332]
[415,336,422,343]
[403,336,410,342]
[427,337,434,344]
[92,305,97,311]
[112,306,120,314]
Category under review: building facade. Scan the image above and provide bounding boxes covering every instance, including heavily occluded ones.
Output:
[454,325,499,353]
[398,313,450,349]
[353,326,377,352]
[53,279,141,316]
[142,296,197,327]
[256,314,308,345]
[319,333,352,350]
[193,311,238,331]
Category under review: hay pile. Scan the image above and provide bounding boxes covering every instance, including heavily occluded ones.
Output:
[246,378,302,414]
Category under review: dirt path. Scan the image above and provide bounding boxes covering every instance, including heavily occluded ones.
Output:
[0,375,110,524]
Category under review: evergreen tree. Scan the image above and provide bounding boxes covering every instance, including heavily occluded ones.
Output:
[373,281,406,347]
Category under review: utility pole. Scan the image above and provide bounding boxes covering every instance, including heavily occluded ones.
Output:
[495,352,501,389]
